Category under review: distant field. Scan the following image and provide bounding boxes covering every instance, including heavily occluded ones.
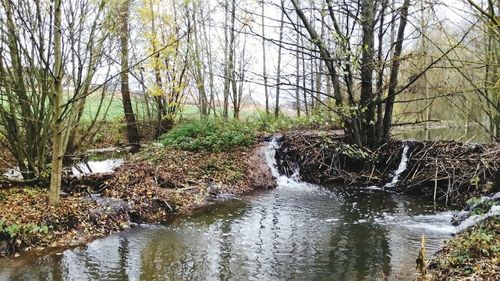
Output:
[80,94,264,124]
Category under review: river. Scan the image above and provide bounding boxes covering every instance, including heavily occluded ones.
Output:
[0,140,458,281]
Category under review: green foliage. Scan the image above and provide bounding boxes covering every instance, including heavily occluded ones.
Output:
[447,224,499,266]
[336,142,373,160]
[465,197,497,216]
[161,119,256,152]
[320,134,374,160]
[0,219,50,238]
[466,196,482,206]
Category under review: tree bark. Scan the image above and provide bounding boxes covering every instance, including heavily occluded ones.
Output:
[262,0,269,116]
[48,0,63,206]
[119,0,140,145]
[382,0,411,139]
[359,0,375,143]
[292,0,342,106]
[275,10,284,118]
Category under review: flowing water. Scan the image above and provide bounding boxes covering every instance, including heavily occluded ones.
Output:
[71,159,124,177]
[384,143,410,189]
[0,140,458,281]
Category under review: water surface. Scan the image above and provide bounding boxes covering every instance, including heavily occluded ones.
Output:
[0,141,457,281]
[393,125,492,143]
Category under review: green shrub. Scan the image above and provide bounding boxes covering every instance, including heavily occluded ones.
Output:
[160,119,256,152]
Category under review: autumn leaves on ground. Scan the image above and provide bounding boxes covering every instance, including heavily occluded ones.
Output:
[0,119,276,256]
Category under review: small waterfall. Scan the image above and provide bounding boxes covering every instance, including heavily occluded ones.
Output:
[384,143,410,188]
[264,137,281,179]
[264,137,317,191]
[72,159,124,177]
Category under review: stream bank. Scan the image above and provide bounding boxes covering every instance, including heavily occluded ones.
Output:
[1,128,498,280]
[0,142,276,257]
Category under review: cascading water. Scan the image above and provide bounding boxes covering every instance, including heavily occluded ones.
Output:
[264,137,317,191]
[384,142,410,188]
[72,159,124,177]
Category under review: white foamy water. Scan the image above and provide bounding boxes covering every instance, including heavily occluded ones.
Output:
[72,159,124,176]
[384,143,410,188]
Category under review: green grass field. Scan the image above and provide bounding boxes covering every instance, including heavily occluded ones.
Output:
[80,94,263,125]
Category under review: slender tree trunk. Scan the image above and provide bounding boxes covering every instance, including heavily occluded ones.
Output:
[119,0,139,145]
[226,0,237,119]
[275,11,284,118]
[359,0,375,144]
[261,0,269,115]
[295,14,301,117]
[420,0,431,130]
[382,0,411,139]
[192,4,208,116]
[301,36,308,115]
[200,1,216,116]
[375,0,388,141]
[48,0,63,205]
[223,0,230,118]
[292,0,342,106]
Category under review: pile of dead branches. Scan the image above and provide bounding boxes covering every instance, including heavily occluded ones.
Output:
[398,141,499,204]
[276,131,377,185]
[276,132,499,205]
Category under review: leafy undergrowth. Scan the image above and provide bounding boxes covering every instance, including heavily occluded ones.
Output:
[421,217,500,280]
[160,119,256,152]
[102,144,273,222]
[0,188,128,256]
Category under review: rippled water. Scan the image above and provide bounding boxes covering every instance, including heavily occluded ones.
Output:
[0,141,457,281]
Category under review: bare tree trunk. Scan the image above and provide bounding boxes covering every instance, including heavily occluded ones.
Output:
[382,0,411,139]
[192,3,208,116]
[292,0,342,106]
[295,14,301,117]
[119,0,139,145]
[375,0,388,141]
[420,0,431,130]
[275,10,284,118]
[200,1,216,116]
[301,36,308,115]
[222,0,230,118]
[261,0,269,116]
[229,0,237,118]
[48,0,63,205]
[359,0,375,143]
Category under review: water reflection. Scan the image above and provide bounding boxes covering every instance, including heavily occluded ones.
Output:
[393,125,492,143]
[1,186,455,281]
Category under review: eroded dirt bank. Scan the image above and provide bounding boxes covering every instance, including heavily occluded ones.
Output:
[0,142,276,257]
